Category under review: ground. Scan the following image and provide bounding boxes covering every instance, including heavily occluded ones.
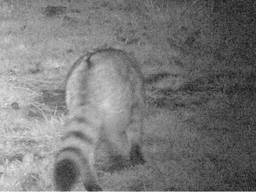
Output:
[0,0,255,190]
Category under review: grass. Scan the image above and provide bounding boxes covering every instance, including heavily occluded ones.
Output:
[0,0,255,190]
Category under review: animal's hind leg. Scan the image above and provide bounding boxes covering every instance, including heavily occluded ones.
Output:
[104,128,131,171]
[127,103,145,165]
[82,152,102,191]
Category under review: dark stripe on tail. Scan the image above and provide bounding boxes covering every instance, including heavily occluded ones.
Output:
[62,130,94,144]
[56,147,85,159]
[64,116,90,127]
[55,146,102,191]
[54,147,87,191]
[54,158,78,191]
[73,116,89,123]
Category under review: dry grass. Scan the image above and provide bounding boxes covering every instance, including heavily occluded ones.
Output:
[0,0,255,190]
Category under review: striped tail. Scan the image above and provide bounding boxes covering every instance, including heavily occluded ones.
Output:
[54,117,102,191]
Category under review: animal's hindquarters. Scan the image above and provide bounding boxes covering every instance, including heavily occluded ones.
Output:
[54,116,102,191]
[54,48,145,191]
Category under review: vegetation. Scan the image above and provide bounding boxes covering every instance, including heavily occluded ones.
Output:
[0,0,255,190]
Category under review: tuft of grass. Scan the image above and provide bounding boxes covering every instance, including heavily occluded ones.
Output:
[0,112,64,190]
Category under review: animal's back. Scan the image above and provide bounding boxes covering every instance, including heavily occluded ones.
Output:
[66,49,144,129]
[54,48,145,191]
